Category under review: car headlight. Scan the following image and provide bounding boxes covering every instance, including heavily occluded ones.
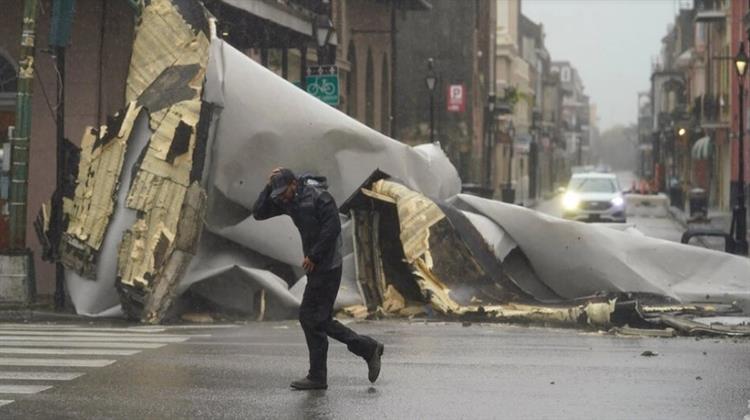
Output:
[562,192,580,210]
[611,196,624,207]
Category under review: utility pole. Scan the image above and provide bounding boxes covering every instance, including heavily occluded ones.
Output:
[8,0,39,251]
[49,0,76,309]
[53,43,67,310]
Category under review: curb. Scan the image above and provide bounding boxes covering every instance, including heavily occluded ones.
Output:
[667,206,689,228]
[666,206,712,248]
[0,309,91,323]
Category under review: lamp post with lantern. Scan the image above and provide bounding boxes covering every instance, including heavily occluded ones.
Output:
[485,92,496,189]
[313,0,335,65]
[732,42,748,255]
[425,58,437,143]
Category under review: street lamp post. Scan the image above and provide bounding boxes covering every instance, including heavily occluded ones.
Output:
[732,42,749,255]
[485,93,496,189]
[425,58,437,143]
[313,1,335,65]
[502,121,516,203]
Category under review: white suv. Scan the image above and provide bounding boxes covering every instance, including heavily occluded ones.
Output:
[562,172,626,223]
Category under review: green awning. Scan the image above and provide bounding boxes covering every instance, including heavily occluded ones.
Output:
[691,136,711,160]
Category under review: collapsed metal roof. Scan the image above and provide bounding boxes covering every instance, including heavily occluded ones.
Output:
[36,0,750,337]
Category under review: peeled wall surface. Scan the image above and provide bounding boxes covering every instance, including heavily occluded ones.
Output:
[64,110,152,316]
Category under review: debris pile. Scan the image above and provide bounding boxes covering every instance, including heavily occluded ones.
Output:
[36,0,750,337]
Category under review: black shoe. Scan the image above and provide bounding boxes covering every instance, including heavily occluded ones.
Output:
[290,377,327,390]
[367,342,384,383]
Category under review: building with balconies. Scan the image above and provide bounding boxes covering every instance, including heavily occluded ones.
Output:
[551,61,588,168]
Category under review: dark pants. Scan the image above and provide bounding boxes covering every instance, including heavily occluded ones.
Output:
[299,266,377,383]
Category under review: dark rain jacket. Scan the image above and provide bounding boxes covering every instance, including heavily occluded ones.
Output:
[252,177,343,273]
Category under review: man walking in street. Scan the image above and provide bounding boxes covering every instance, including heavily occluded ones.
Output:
[252,168,384,390]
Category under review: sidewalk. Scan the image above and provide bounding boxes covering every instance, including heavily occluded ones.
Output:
[0,302,87,323]
[667,206,731,231]
[667,206,737,252]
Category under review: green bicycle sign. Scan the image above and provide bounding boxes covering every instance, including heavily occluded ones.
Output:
[306,66,340,106]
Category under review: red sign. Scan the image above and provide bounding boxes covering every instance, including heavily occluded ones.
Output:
[446,84,466,113]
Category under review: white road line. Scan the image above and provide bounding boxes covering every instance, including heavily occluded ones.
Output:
[0,400,13,407]
[0,371,84,381]
[0,348,140,356]
[0,331,202,339]
[0,326,167,333]
[0,336,187,343]
[145,324,239,330]
[0,341,165,349]
[0,323,234,331]
[0,358,115,367]
[0,385,53,394]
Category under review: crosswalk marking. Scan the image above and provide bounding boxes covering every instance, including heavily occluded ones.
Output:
[0,336,188,343]
[0,372,84,381]
[0,323,237,331]
[0,341,166,349]
[0,323,212,411]
[0,385,52,394]
[0,348,140,356]
[0,326,167,334]
[0,331,202,339]
[0,358,116,368]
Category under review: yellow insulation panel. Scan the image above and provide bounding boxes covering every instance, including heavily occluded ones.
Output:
[117,0,209,292]
[370,180,445,264]
[65,103,142,250]
[126,0,200,102]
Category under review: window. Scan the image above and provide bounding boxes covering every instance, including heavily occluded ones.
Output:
[365,48,374,127]
[561,67,570,82]
[568,178,617,193]
[0,53,16,94]
[346,42,357,117]
[381,53,390,134]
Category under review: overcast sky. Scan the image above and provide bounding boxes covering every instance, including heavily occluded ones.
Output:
[522,0,686,131]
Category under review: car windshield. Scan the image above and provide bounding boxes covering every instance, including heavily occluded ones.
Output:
[568,178,617,193]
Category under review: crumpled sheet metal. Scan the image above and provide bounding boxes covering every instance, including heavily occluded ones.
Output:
[56,1,750,333]
[341,177,750,334]
[455,193,750,313]
[58,2,462,320]
[201,37,461,221]
[166,37,462,318]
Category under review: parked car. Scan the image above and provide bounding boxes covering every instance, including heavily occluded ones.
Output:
[562,172,626,223]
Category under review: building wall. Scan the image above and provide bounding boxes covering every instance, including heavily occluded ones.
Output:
[0,0,134,296]
[337,0,392,134]
[394,0,483,182]
[472,0,496,186]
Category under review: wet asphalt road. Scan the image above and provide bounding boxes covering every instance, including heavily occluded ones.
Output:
[535,171,693,243]
[1,320,749,420]
[534,193,688,242]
